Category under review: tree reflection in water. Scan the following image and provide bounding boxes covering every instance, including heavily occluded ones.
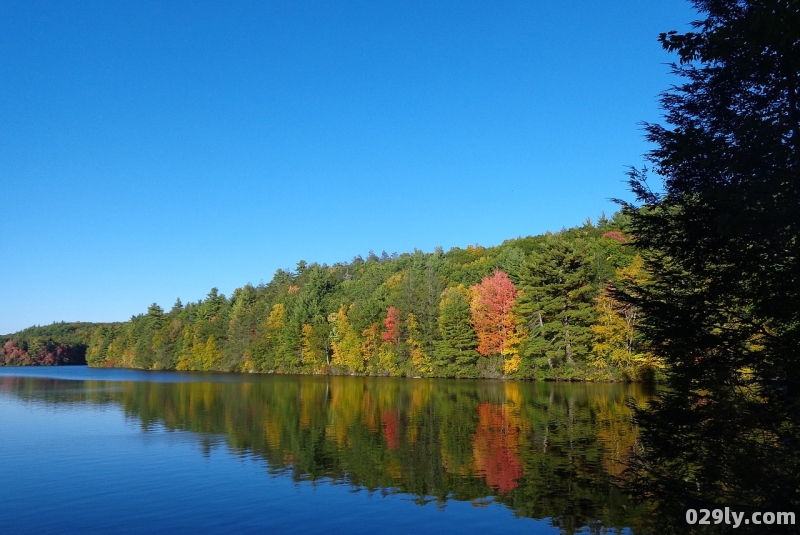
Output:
[1,374,655,534]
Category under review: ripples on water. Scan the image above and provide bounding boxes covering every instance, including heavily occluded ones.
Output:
[0,367,653,534]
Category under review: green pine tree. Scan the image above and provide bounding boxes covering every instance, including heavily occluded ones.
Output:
[434,286,480,377]
[516,235,597,377]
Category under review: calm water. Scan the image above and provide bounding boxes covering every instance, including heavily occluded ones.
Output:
[0,367,654,534]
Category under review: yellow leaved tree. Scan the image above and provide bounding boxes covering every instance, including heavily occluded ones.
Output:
[591,255,661,377]
[328,304,364,373]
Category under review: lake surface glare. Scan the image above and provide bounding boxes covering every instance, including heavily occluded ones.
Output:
[0,367,652,534]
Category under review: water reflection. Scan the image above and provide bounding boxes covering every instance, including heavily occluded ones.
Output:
[0,373,655,534]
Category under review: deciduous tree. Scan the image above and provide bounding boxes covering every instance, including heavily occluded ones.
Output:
[382,306,401,345]
[470,270,518,356]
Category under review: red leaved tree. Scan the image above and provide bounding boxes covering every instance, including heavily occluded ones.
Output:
[381,410,400,451]
[601,230,627,243]
[470,270,517,356]
[382,306,401,344]
[3,340,30,365]
[472,402,522,494]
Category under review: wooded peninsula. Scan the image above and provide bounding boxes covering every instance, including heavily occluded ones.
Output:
[1,212,658,381]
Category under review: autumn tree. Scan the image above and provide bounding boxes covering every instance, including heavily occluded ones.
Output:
[301,323,328,372]
[590,256,657,379]
[3,340,30,365]
[247,302,288,372]
[328,304,364,373]
[382,306,401,345]
[360,322,383,367]
[406,312,434,376]
[470,270,518,377]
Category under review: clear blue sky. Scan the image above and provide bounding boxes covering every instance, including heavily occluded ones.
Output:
[1,0,695,334]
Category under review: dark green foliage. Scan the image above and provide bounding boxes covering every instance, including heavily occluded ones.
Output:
[434,287,479,377]
[620,1,800,531]
[516,235,597,378]
[401,251,445,362]
[223,284,259,370]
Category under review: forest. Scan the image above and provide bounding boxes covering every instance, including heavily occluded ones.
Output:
[1,212,659,381]
[0,322,103,366]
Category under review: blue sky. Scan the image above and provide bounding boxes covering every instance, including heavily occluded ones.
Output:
[1,1,695,334]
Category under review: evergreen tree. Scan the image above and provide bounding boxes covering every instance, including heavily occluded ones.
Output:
[170,298,183,314]
[622,0,800,528]
[400,250,444,360]
[516,235,596,377]
[434,286,479,377]
[131,303,164,369]
[223,285,258,370]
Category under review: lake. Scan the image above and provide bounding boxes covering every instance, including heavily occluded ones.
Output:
[0,367,655,534]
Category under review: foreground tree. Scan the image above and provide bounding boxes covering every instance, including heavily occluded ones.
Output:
[622,1,800,531]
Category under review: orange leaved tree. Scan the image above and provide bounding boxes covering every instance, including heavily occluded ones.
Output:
[470,270,518,376]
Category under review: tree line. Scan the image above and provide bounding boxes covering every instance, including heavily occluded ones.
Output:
[2,212,661,381]
[0,322,102,366]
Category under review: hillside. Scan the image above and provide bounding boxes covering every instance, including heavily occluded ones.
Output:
[4,213,658,380]
[1,322,116,366]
